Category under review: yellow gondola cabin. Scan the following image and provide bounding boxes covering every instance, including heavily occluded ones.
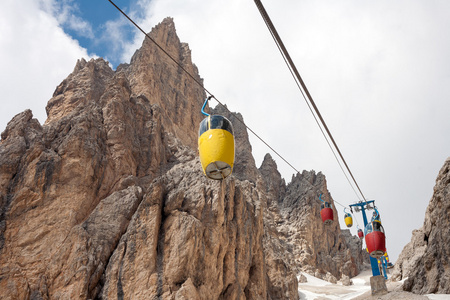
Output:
[198,114,235,180]
[344,212,353,227]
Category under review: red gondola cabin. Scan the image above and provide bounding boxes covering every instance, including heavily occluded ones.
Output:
[357,228,364,239]
[365,220,386,258]
[320,202,333,225]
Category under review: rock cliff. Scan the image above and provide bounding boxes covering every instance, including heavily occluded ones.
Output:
[260,158,366,283]
[392,157,450,294]
[0,18,365,299]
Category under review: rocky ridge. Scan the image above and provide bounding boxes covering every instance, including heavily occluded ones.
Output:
[0,18,365,299]
[392,157,450,294]
[260,158,366,283]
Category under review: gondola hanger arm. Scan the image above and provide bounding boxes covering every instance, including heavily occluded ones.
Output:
[201,96,213,117]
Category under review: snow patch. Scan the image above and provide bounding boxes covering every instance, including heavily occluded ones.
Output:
[298,271,371,300]
[298,273,330,287]
[425,295,450,300]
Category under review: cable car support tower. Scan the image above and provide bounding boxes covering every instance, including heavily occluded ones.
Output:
[349,200,386,278]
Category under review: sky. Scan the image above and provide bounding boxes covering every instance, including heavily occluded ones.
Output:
[1,0,450,263]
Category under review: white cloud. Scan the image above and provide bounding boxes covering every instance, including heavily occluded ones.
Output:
[0,0,92,131]
[101,17,133,64]
[94,2,146,66]
[43,0,95,39]
[64,14,95,39]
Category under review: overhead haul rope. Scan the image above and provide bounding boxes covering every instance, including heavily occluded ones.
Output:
[250,1,356,200]
[318,193,347,210]
[253,0,366,202]
[333,199,348,210]
[107,0,301,175]
[108,0,365,214]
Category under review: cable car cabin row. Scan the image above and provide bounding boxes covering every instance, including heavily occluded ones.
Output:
[365,220,386,259]
[198,115,235,180]
[320,202,333,225]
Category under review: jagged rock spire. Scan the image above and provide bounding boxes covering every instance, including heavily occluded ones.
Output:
[0,18,366,299]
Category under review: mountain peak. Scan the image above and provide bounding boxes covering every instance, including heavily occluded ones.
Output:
[0,17,367,299]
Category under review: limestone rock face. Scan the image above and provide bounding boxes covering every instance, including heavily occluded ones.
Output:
[392,157,450,294]
[278,170,366,280]
[125,18,205,151]
[260,153,286,204]
[258,154,366,285]
[0,17,364,300]
[0,18,292,300]
[100,159,269,299]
